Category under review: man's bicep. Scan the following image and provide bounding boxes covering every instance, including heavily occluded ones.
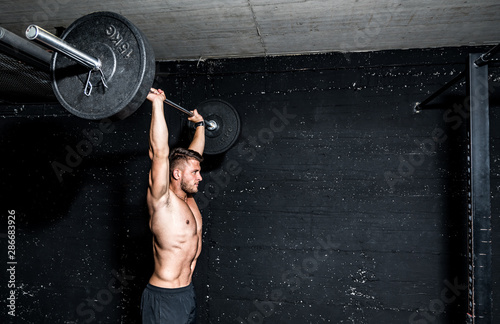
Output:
[149,155,169,199]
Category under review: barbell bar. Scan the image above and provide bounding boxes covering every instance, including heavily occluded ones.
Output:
[25,11,156,120]
[26,25,217,131]
[0,26,52,72]
[26,25,102,71]
[26,23,220,131]
[152,92,219,132]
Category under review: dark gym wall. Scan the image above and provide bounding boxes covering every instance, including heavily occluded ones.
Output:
[1,46,499,323]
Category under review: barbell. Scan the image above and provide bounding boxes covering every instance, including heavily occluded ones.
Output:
[21,11,240,154]
[26,11,155,121]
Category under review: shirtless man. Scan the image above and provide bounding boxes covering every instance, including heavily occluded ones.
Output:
[141,88,205,324]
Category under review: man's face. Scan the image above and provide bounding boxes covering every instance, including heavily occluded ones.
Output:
[180,159,202,194]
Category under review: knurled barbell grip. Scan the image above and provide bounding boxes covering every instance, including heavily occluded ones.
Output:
[152,92,218,131]
[25,25,102,71]
[162,97,194,117]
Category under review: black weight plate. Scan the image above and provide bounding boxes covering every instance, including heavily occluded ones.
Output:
[191,99,241,155]
[52,11,155,120]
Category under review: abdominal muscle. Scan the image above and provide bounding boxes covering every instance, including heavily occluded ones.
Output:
[148,197,201,288]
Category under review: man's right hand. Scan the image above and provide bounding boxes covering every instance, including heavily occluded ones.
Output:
[147,88,166,103]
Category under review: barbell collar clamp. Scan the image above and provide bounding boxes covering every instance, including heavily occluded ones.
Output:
[206,120,218,131]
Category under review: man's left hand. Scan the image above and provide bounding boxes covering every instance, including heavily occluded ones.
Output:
[188,109,204,124]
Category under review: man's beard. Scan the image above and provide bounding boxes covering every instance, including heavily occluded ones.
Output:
[181,179,198,194]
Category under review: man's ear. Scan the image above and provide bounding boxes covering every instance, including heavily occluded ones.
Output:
[172,169,181,180]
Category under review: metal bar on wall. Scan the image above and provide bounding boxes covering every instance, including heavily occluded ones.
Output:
[414,42,499,112]
[414,70,465,111]
[466,53,492,324]
[474,43,500,67]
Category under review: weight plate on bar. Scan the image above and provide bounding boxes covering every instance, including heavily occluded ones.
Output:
[51,11,155,120]
[190,99,241,155]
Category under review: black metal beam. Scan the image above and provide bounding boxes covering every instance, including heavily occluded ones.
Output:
[414,70,465,111]
[474,43,500,67]
[466,53,492,324]
[415,42,499,112]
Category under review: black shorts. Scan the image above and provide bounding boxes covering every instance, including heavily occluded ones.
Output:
[141,283,196,324]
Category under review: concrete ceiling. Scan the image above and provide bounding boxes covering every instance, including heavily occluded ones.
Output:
[1,0,500,61]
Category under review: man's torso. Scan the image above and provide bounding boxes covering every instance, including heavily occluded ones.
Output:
[147,190,202,288]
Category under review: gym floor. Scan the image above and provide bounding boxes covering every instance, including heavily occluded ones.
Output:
[1,46,500,323]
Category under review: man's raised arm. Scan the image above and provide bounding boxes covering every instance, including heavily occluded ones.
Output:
[147,88,169,201]
[188,109,205,156]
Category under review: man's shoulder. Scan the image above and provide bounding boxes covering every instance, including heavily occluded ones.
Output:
[147,189,172,211]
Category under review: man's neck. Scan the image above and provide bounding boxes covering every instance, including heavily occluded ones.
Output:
[170,186,188,202]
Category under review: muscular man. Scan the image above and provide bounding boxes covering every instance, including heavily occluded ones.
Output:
[141,88,205,324]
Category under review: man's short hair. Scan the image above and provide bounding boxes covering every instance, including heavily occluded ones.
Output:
[169,147,203,172]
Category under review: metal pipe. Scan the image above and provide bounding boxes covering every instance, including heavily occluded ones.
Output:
[0,26,51,71]
[415,70,465,110]
[25,25,101,71]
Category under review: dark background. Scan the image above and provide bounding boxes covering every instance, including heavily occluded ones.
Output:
[1,46,499,323]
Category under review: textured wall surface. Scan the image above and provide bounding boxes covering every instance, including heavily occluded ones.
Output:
[0,46,499,323]
[2,0,500,61]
